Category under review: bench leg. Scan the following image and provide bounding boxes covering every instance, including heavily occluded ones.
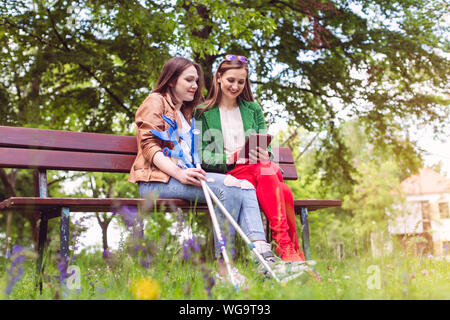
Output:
[300,207,316,272]
[60,207,70,262]
[36,214,48,293]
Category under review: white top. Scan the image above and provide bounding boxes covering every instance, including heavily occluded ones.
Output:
[176,110,192,168]
[219,106,245,162]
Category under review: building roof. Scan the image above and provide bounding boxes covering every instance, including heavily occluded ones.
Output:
[400,168,450,195]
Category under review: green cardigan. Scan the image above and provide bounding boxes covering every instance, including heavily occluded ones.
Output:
[194,99,271,173]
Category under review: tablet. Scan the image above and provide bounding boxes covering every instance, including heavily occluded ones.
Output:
[237,133,273,159]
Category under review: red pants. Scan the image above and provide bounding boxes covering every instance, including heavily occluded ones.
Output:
[227,161,301,254]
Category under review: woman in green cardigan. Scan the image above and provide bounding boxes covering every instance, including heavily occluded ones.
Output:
[195,55,305,262]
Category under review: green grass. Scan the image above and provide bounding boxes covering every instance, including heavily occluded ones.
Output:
[1,209,448,300]
[1,244,449,300]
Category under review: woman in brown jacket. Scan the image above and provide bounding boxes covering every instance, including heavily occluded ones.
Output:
[129,57,287,285]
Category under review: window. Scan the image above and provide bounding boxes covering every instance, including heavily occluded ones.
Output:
[438,202,449,219]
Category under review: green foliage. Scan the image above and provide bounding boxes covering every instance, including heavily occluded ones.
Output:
[1,0,448,179]
[0,0,448,254]
[1,241,449,300]
[278,118,419,256]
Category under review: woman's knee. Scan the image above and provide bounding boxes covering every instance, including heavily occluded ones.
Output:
[138,182,156,198]
[223,175,255,190]
[254,161,283,180]
[206,175,255,204]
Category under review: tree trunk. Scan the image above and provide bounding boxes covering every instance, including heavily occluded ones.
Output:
[183,3,216,92]
[102,224,108,252]
[96,213,112,254]
[4,211,12,255]
[1,168,17,254]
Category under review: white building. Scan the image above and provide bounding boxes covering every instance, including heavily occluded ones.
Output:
[388,168,450,256]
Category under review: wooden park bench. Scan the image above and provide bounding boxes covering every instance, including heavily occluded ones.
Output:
[0,125,341,285]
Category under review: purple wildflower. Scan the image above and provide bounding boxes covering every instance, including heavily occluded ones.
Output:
[177,209,185,224]
[12,245,23,256]
[102,249,116,267]
[87,271,98,294]
[5,245,26,296]
[103,248,111,259]
[140,254,152,268]
[200,265,215,298]
[116,205,140,228]
[11,255,25,268]
[182,237,200,261]
[57,254,69,285]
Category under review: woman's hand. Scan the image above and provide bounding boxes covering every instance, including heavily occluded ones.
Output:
[227,146,243,165]
[153,152,206,186]
[176,167,206,186]
[248,147,270,163]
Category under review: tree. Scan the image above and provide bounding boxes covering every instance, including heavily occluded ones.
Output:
[1,0,448,248]
[2,0,447,186]
[75,172,138,253]
[280,119,416,255]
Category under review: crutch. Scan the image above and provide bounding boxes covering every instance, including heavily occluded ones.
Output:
[152,117,281,284]
[203,184,281,282]
[190,127,281,283]
[152,117,238,288]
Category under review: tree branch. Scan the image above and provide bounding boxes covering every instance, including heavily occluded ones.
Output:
[0,168,17,198]
[295,131,319,161]
[280,129,298,147]
[251,79,336,98]
[46,9,135,119]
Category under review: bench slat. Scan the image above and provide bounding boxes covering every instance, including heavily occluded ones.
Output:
[271,147,294,163]
[0,147,299,179]
[279,163,298,180]
[0,197,200,212]
[0,126,137,154]
[293,199,342,212]
[0,197,341,214]
[0,147,134,172]
[0,126,295,163]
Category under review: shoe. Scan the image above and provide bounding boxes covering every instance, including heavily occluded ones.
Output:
[215,267,247,287]
[255,250,282,278]
[253,241,279,272]
[253,243,308,282]
[274,243,305,262]
[255,255,311,283]
[277,263,312,284]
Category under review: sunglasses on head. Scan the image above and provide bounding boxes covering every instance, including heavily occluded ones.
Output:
[225,54,248,63]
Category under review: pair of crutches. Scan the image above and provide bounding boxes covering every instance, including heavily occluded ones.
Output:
[151,116,281,287]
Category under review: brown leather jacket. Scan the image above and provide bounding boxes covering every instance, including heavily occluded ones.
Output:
[128,92,192,183]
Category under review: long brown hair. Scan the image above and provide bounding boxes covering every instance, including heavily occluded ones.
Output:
[197,58,254,117]
[153,57,205,120]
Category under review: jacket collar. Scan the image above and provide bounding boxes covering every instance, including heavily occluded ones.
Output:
[163,93,177,110]
[203,99,254,134]
[203,104,222,132]
[237,99,254,133]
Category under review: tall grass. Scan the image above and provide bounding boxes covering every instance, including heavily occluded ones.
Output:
[1,207,449,300]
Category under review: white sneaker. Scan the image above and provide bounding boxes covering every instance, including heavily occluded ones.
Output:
[215,267,247,287]
[252,242,311,283]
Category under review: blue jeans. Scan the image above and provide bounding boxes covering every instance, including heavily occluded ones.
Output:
[138,172,266,258]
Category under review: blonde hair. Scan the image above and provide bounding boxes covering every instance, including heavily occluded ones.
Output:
[197,58,253,116]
